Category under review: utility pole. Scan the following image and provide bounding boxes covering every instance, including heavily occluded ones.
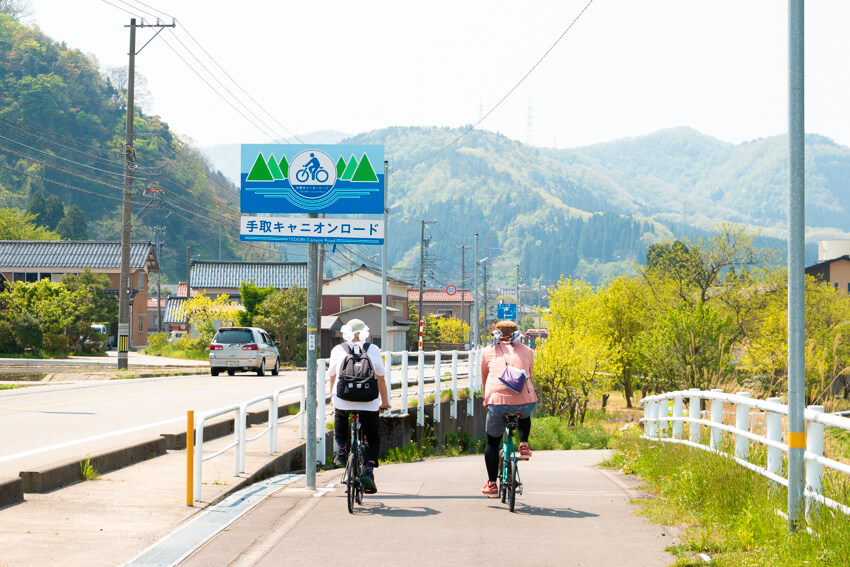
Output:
[118,17,175,371]
[150,226,165,333]
[418,219,435,350]
[473,234,479,348]
[516,264,521,324]
[483,261,488,334]
[456,244,469,339]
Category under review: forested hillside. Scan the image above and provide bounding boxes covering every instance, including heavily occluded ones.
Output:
[0,12,260,279]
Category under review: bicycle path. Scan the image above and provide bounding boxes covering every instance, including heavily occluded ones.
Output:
[176,450,677,567]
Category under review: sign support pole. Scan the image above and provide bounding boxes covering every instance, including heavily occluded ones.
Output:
[306,215,318,490]
[381,161,388,351]
[787,0,805,531]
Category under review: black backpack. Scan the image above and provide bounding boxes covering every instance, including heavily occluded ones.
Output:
[336,342,379,402]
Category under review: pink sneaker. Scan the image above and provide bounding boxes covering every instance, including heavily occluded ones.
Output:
[519,444,532,461]
[481,480,498,497]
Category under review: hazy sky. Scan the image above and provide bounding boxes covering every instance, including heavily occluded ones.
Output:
[23,1,850,150]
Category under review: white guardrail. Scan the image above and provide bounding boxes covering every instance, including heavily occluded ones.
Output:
[640,389,850,517]
[190,349,481,501]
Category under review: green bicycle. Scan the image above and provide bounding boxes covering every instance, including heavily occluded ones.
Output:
[498,413,523,512]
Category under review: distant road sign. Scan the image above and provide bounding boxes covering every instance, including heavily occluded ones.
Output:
[446,285,457,295]
[497,303,517,320]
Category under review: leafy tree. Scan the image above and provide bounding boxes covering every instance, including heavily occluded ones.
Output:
[254,286,307,362]
[238,280,275,327]
[598,276,648,408]
[14,312,42,351]
[0,279,85,335]
[436,316,470,344]
[534,278,619,425]
[0,207,60,240]
[61,270,116,351]
[637,300,735,393]
[177,293,239,335]
[55,204,88,239]
[407,302,419,350]
[0,320,15,352]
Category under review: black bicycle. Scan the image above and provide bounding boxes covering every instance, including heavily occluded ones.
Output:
[342,411,364,513]
[498,413,523,512]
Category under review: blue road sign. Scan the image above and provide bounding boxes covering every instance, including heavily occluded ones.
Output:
[241,144,384,214]
[497,303,517,320]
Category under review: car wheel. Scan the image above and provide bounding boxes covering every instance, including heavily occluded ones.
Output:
[272,357,280,376]
[256,359,265,376]
[211,368,220,376]
[227,369,236,376]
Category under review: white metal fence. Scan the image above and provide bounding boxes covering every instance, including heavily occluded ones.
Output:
[641,389,850,517]
[190,349,482,500]
[192,383,305,499]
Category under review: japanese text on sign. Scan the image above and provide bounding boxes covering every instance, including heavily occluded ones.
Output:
[240,216,384,245]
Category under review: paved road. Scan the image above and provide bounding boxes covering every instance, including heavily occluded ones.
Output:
[176,451,676,567]
[0,368,307,479]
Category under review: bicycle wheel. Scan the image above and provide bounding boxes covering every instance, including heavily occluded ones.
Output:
[355,453,364,504]
[508,460,517,512]
[295,167,309,182]
[316,168,329,183]
[345,452,356,514]
[498,448,507,503]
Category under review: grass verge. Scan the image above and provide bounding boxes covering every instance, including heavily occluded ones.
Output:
[604,432,850,566]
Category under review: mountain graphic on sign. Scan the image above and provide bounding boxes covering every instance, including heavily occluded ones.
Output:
[340,155,358,180]
[336,156,346,178]
[247,153,273,181]
[279,155,289,178]
[351,153,378,182]
[267,155,284,180]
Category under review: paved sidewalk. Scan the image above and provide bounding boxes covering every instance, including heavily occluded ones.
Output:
[181,450,677,567]
[0,416,310,567]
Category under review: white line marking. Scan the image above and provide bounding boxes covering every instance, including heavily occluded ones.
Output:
[0,416,184,464]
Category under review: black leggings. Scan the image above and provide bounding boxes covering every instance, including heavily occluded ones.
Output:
[334,409,380,465]
[484,417,531,482]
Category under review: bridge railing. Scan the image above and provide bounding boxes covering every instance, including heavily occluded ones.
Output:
[640,389,850,518]
[315,349,481,462]
[192,383,305,500]
[190,349,480,501]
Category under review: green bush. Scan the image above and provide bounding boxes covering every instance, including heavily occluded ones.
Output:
[0,320,16,353]
[42,333,69,355]
[14,313,43,351]
[146,332,169,353]
[528,415,611,451]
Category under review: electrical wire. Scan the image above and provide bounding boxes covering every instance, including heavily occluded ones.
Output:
[398,0,595,172]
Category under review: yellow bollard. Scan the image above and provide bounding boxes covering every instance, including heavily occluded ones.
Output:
[186,410,194,506]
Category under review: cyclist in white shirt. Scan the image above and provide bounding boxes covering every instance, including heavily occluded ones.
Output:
[328,319,389,493]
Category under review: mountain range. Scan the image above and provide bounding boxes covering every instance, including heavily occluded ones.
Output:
[0,9,840,290]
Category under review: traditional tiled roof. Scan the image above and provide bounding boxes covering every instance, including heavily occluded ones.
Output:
[176,282,197,298]
[0,241,158,271]
[408,289,474,303]
[190,261,308,290]
[163,297,189,324]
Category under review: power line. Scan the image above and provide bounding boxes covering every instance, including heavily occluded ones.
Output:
[398,0,595,172]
